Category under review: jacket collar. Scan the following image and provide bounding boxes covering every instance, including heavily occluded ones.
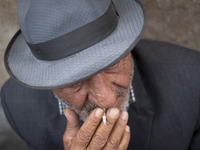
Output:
[128,56,154,150]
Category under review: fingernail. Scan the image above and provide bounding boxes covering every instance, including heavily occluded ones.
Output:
[109,108,119,119]
[121,111,128,120]
[95,108,103,117]
[125,125,130,132]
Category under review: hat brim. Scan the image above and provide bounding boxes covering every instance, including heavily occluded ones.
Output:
[5,0,145,89]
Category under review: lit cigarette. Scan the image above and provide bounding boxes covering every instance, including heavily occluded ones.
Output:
[102,108,106,126]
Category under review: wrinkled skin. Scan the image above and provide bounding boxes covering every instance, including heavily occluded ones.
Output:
[54,53,133,150]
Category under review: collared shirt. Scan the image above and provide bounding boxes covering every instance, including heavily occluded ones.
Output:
[56,85,136,115]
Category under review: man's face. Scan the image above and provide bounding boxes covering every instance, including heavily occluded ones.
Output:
[54,53,133,120]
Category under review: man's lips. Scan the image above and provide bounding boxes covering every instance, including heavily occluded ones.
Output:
[81,94,122,117]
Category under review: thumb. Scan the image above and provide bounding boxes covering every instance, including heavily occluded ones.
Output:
[63,108,80,148]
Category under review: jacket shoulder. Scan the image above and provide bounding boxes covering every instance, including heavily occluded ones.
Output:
[1,78,65,149]
[134,39,200,64]
[1,78,57,124]
[1,78,55,106]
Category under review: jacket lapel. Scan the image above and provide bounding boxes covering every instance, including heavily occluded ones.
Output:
[128,58,154,150]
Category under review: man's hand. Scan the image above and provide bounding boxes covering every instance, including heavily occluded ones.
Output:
[63,108,130,150]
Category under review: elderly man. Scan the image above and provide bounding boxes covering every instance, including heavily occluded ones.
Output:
[1,0,200,150]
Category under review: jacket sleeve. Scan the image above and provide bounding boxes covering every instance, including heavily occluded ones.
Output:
[0,79,65,150]
[189,97,200,150]
[0,86,24,139]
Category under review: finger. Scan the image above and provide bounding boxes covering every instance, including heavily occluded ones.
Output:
[117,125,131,150]
[104,111,129,150]
[87,108,120,150]
[70,108,104,149]
[63,108,80,149]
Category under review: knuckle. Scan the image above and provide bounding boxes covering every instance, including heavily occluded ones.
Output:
[125,132,131,140]
[118,142,129,150]
[118,145,127,150]
[92,134,107,147]
[107,117,118,125]
[115,122,126,131]
[67,124,80,131]
[77,129,92,143]
[106,120,113,126]
[105,121,115,129]
[108,139,120,149]
[88,117,100,127]
[63,136,68,143]
[118,147,125,150]
[63,135,73,146]
[118,119,127,127]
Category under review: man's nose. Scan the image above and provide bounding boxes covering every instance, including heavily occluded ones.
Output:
[87,72,117,108]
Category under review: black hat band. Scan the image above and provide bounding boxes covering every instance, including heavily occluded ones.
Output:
[26,2,119,61]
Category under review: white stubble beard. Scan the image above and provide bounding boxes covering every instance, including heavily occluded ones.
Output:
[63,88,130,121]
[62,75,133,121]
[58,64,134,121]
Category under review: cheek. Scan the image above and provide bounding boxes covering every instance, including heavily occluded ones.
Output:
[67,94,86,110]
[53,90,67,101]
[112,88,129,109]
[113,54,133,87]
[114,73,132,87]
[53,90,86,110]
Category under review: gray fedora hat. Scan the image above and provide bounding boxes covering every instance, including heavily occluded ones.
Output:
[4,0,145,89]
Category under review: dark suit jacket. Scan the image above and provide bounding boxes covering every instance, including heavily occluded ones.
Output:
[1,40,200,150]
